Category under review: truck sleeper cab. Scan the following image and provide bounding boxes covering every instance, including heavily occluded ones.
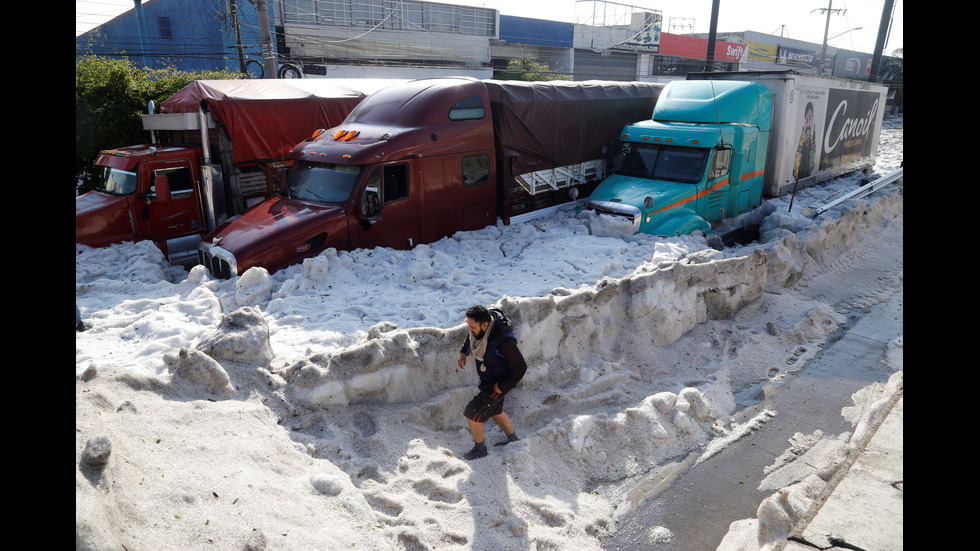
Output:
[198,78,498,277]
[586,80,772,237]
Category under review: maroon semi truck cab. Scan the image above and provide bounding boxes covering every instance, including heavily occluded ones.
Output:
[198,78,498,277]
[76,79,394,266]
[197,77,665,277]
[76,146,210,265]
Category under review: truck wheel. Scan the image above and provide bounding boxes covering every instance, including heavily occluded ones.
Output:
[673,218,710,237]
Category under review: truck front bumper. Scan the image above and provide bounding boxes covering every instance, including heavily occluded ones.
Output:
[198,241,238,279]
[584,200,642,232]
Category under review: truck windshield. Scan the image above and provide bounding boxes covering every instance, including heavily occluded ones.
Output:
[283,162,362,204]
[615,143,709,185]
[95,166,138,195]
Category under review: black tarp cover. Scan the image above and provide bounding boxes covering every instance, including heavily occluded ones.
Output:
[484,80,663,177]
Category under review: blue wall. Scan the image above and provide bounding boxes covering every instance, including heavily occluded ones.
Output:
[77,6,573,73]
[75,0,276,74]
[499,15,573,48]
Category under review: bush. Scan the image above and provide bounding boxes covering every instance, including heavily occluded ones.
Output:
[75,55,239,194]
[496,50,571,81]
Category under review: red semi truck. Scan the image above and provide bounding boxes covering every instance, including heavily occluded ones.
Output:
[75,79,399,266]
[197,77,663,278]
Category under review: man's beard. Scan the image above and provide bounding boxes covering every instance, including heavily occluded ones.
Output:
[471,328,487,340]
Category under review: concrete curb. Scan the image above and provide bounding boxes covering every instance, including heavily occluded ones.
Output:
[778,378,904,551]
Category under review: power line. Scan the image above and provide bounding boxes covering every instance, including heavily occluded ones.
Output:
[76,1,896,76]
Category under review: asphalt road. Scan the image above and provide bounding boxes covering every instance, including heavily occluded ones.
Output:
[602,285,903,551]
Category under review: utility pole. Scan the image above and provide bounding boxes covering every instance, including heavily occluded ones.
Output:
[230,0,247,75]
[867,0,895,83]
[814,0,846,75]
[133,0,151,67]
[704,0,720,72]
[257,0,277,79]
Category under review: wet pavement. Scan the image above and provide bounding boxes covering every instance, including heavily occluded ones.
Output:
[602,288,903,551]
[783,389,902,551]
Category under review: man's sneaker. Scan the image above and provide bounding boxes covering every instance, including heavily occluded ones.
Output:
[463,442,488,460]
[494,433,520,446]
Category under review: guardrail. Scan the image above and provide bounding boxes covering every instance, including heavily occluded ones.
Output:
[801,167,903,218]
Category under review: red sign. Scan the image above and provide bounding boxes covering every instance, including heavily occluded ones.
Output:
[659,33,745,62]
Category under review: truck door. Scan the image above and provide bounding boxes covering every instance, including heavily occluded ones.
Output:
[144,160,204,239]
[729,152,751,214]
[355,162,419,249]
[702,147,732,222]
[458,153,495,230]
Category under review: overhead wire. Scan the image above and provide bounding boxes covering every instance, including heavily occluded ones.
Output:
[76,5,269,64]
[76,0,497,69]
[76,1,894,80]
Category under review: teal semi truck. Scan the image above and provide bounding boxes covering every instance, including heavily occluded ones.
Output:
[585,70,888,237]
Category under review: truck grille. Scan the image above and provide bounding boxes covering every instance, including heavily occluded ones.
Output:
[198,249,233,279]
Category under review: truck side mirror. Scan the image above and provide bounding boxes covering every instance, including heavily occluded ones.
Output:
[610,141,628,171]
[154,174,172,204]
[360,186,381,228]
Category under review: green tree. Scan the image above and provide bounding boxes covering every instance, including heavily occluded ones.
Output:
[75,55,238,193]
[498,50,571,81]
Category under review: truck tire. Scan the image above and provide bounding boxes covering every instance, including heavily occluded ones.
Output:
[647,212,710,237]
[673,218,710,236]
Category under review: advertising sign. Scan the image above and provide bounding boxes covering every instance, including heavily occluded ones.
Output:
[783,84,881,180]
[819,88,881,171]
[614,11,661,53]
[658,34,747,62]
[787,85,826,181]
[777,45,818,69]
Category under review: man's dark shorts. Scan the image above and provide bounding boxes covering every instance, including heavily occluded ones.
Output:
[464,390,504,422]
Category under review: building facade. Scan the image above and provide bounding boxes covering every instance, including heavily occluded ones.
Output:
[275,0,497,78]
[76,0,889,83]
[75,0,276,75]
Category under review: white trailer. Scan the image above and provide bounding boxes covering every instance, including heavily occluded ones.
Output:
[688,70,889,197]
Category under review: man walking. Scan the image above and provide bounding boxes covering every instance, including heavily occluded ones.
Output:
[457,305,527,460]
